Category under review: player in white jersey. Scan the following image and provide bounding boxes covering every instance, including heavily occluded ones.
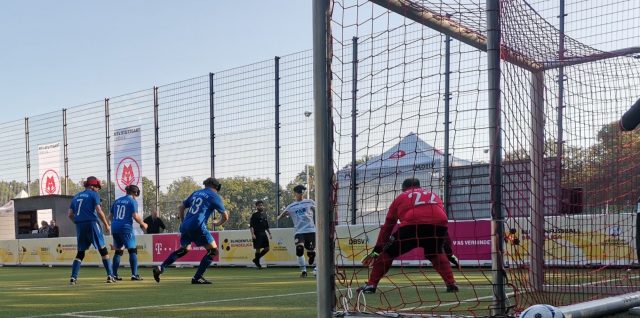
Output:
[278,184,316,277]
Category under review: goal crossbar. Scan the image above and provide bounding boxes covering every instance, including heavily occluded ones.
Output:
[369,0,542,71]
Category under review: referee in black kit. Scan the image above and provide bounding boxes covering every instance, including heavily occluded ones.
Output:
[250,200,272,269]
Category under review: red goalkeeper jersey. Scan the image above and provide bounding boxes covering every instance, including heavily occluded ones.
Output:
[376,186,448,247]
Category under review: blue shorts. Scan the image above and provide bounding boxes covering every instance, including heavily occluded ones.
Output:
[179,226,214,247]
[112,231,136,249]
[76,222,106,251]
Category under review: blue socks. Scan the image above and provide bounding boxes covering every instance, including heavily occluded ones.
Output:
[71,259,81,278]
[112,253,121,277]
[161,250,180,271]
[102,258,113,277]
[129,252,138,276]
[194,255,213,279]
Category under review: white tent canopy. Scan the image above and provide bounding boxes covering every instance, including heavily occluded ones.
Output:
[350,132,470,173]
[336,133,470,224]
[14,190,29,199]
[0,200,16,240]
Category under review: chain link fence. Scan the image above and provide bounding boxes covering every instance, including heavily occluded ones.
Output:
[0,52,314,232]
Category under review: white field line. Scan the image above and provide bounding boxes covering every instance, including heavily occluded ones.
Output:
[16,291,317,318]
[59,314,114,318]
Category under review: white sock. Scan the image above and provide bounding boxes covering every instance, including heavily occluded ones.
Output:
[297,256,306,271]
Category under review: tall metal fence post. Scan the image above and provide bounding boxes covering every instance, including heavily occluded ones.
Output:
[274,56,281,227]
[25,117,31,195]
[443,33,451,213]
[350,37,358,225]
[556,0,566,215]
[487,0,507,315]
[105,99,112,208]
[209,72,216,178]
[313,0,335,315]
[153,87,160,216]
[63,108,69,195]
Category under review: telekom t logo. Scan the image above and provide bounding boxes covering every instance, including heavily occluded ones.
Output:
[155,243,163,255]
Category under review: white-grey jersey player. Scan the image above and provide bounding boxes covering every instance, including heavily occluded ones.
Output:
[277,184,316,277]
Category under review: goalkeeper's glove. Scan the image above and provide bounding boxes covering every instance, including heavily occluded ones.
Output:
[362,244,384,266]
[362,250,379,267]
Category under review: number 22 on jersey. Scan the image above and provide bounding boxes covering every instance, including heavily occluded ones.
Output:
[408,191,436,206]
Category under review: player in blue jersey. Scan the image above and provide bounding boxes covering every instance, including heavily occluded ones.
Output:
[67,176,115,285]
[277,185,317,278]
[110,184,148,281]
[153,177,229,284]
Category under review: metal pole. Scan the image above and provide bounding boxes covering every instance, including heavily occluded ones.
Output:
[486,0,506,315]
[530,71,546,291]
[313,0,335,316]
[153,87,160,215]
[351,36,358,225]
[274,57,281,226]
[63,109,69,195]
[209,73,216,178]
[25,117,31,195]
[556,0,566,215]
[305,111,312,200]
[105,99,112,208]
[443,33,451,213]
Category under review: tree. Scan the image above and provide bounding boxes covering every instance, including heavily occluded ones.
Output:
[0,180,27,206]
[142,177,158,215]
[218,177,278,230]
[161,177,200,232]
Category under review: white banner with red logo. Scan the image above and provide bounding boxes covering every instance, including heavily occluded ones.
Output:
[113,126,143,218]
[37,142,61,195]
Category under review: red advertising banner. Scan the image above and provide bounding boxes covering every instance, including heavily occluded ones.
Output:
[152,232,220,263]
[448,219,491,262]
[396,219,491,263]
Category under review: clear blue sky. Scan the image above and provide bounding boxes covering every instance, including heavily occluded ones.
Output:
[0,1,312,122]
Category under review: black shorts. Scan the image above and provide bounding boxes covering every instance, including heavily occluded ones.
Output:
[294,232,316,251]
[253,232,270,249]
[385,224,448,259]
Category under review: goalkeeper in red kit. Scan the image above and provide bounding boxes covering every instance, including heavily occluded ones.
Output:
[358,178,458,293]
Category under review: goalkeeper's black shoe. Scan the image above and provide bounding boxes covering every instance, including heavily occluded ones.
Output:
[152,266,163,283]
[446,284,459,293]
[191,277,212,284]
[131,275,143,281]
[300,271,308,278]
[357,284,376,294]
[448,254,461,270]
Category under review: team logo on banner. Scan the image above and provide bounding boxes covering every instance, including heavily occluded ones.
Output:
[37,142,61,195]
[115,156,141,191]
[113,126,143,227]
[41,169,60,195]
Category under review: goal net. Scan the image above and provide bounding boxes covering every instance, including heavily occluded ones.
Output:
[327,0,640,316]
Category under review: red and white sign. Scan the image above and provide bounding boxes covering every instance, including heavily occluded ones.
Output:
[388,150,406,159]
[113,126,143,227]
[115,156,141,192]
[37,142,61,195]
